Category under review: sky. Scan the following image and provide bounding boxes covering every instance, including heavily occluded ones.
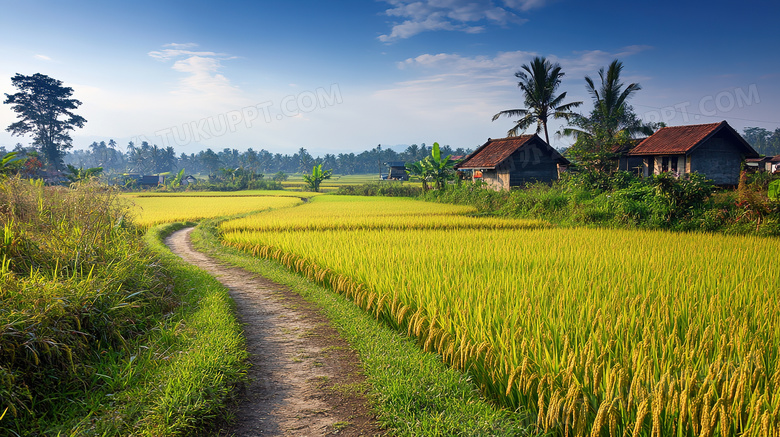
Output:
[1,0,779,157]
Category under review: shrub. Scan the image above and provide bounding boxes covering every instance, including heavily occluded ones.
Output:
[335,182,422,197]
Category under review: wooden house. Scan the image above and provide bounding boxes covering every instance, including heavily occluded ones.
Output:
[385,161,408,181]
[612,138,647,173]
[627,121,758,185]
[745,156,773,173]
[455,135,569,191]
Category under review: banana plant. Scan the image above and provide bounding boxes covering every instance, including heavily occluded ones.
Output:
[427,142,456,190]
[303,164,332,192]
[167,168,186,189]
[405,160,430,192]
[405,142,455,191]
[0,152,22,176]
[64,164,103,184]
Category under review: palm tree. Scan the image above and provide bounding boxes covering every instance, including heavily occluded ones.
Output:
[493,56,582,144]
[564,59,654,140]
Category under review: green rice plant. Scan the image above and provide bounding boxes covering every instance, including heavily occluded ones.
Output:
[221,195,780,436]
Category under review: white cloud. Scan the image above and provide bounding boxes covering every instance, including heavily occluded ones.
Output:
[378,46,653,149]
[502,0,551,11]
[163,42,198,49]
[147,43,246,107]
[378,0,530,42]
[34,54,52,61]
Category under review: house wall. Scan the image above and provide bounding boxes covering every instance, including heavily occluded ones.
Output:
[503,138,560,187]
[479,169,506,191]
[689,133,743,185]
[652,155,686,176]
[618,155,645,175]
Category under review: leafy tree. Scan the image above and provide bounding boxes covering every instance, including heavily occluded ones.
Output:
[64,164,103,184]
[303,164,332,192]
[743,127,780,156]
[199,148,222,175]
[273,171,288,182]
[492,57,582,144]
[4,73,87,170]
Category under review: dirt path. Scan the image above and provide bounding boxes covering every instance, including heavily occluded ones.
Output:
[165,228,385,437]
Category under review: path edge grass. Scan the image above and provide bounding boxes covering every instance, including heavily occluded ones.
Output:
[190,218,539,436]
[116,221,249,435]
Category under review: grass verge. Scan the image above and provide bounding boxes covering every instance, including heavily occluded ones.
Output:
[0,178,247,436]
[191,218,537,436]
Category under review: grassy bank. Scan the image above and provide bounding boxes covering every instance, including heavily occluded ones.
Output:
[0,178,247,435]
[421,171,780,236]
[192,218,535,436]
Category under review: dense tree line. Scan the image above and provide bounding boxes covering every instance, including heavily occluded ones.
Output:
[0,141,470,177]
[743,127,780,157]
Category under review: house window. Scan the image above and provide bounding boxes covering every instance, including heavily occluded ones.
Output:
[661,157,669,172]
[670,157,678,172]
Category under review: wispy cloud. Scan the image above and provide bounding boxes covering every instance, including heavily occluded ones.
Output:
[378,0,540,42]
[34,54,52,61]
[148,43,244,104]
[381,45,652,147]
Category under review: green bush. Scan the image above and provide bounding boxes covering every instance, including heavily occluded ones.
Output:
[420,170,779,236]
[335,182,422,197]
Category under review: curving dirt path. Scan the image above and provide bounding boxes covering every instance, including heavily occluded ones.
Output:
[165,228,385,437]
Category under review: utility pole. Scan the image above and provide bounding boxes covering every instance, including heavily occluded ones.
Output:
[377,144,382,180]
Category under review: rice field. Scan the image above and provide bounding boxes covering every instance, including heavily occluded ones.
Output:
[129,189,322,198]
[220,195,545,232]
[221,195,780,436]
[281,174,423,192]
[126,194,302,227]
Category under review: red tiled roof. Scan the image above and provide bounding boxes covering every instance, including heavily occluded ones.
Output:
[628,121,757,157]
[770,155,780,163]
[456,135,567,169]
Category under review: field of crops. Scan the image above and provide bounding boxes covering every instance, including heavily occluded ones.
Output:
[282,174,422,192]
[221,195,780,436]
[125,194,302,227]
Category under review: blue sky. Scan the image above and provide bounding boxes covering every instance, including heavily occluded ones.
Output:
[1,0,778,156]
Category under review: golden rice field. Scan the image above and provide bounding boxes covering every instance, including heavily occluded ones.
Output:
[220,195,547,232]
[126,194,302,227]
[130,189,322,198]
[221,195,780,437]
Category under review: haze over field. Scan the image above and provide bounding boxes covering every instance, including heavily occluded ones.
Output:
[1,0,778,156]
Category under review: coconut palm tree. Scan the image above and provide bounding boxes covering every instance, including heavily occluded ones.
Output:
[561,60,658,172]
[492,56,582,144]
[564,59,654,140]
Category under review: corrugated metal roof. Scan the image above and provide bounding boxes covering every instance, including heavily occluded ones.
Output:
[628,121,757,157]
[456,135,536,169]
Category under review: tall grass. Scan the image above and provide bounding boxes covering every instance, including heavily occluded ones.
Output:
[0,179,248,435]
[222,195,780,436]
[0,177,176,433]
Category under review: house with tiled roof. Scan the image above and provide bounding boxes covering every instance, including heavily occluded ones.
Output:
[627,121,758,185]
[455,135,569,191]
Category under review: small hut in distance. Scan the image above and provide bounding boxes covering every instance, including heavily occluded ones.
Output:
[385,161,408,181]
[455,135,569,191]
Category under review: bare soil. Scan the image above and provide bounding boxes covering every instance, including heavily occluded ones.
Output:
[165,228,386,437]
